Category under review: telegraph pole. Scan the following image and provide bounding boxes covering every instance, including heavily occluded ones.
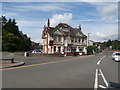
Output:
[87,33,91,46]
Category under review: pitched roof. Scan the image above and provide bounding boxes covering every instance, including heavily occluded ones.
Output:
[42,23,87,39]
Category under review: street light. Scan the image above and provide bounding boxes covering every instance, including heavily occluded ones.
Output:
[64,39,68,57]
[87,33,91,46]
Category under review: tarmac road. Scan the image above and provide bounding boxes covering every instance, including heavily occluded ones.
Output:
[2,51,119,89]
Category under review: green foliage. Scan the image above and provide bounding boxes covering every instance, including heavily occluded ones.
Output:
[2,16,31,52]
[1,16,7,25]
[103,39,120,50]
[86,46,97,54]
[2,18,20,37]
[104,39,112,47]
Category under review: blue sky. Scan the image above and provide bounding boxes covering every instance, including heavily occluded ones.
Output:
[1,1,118,43]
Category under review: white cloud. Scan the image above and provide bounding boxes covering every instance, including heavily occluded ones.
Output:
[94,31,118,42]
[100,4,118,15]
[15,20,45,43]
[50,13,73,27]
[93,3,118,22]
[17,20,45,27]
[28,29,42,43]
[12,4,70,12]
[74,19,96,22]
[82,23,118,42]
[2,0,120,2]
[2,12,17,16]
[0,3,2,15]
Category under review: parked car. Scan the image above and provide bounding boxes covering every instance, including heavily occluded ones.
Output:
[32,50,42,53]
[112,52,120,62]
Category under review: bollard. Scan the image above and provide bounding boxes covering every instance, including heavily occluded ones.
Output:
[24,52,27,57]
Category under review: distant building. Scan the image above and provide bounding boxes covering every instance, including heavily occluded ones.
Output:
[88,40,96,46]
[42,19,87,55]
[31,42,43,50]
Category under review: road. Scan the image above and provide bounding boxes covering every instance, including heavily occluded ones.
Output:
[2,51,119,89]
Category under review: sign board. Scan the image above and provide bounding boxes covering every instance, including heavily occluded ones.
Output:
[98,46,101,49]
[64,40,68,47]
[44,34,47,38]
[49,40,54,46]
[64,44,68,47]
[109,46,112,49]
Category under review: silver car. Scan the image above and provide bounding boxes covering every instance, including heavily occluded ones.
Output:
[112,52,120,62]
[32,50,42,53]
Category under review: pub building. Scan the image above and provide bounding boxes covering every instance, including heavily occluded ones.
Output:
[42,19,87,55]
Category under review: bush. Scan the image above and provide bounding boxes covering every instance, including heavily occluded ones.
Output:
[86,46,97,54]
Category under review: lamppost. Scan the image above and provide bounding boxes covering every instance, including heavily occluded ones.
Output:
[64,39,68,57]
[87,33,91,46]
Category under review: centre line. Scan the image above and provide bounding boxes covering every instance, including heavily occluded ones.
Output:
[94,69,98,90]
[99,69,109,87]
[97,55,106,65]
[97,60,101,65]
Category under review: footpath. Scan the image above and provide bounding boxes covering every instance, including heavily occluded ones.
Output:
[0,61,25,69]
[0,52,99,69]
[0,52,25,69]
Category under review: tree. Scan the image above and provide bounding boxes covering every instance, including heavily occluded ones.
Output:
[2,16,32,52]
[2,33,21,52]
[103,40,120,50]
[111,40,120,50]
[105,39,112,47]
[2,18,21,37]
[1,16,7,25]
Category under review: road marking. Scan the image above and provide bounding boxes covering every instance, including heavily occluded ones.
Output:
[94,69,109,89]
[99,69,109,87]
[0,59,71,71]
[97,60,101,65]
[0,56,87,71]
[1,55,95,71]
[98,85,107,89]
[94,69,98,90]
[97,55,106,65]
[95,53,109,89]
[103,55,106,58]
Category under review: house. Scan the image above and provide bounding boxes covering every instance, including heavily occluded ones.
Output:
[88,40,96,46]
[42,19,87,55]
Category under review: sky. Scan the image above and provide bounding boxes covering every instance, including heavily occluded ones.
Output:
[1,0,119,43]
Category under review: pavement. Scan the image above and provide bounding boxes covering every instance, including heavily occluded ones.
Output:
[0,61,25,69]
[1,52,25,69]
[1,52,94,69]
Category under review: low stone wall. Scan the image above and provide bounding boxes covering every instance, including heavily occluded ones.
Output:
[0,58,14,64]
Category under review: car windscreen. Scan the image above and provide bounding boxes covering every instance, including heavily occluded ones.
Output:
[115,53,120,55]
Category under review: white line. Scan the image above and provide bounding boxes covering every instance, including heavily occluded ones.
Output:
[103,56,106,58]
[94,69,98,90]
[97,55,106,65]
[99,69,109,87]
[97,60,101,65]
[99,85,107,89]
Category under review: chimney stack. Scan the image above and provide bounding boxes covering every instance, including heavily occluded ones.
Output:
[79,24,81,30]
[47,18,50,27]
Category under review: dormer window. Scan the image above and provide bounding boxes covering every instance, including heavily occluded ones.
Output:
[62,27,69,31]
[59,27,62,29]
